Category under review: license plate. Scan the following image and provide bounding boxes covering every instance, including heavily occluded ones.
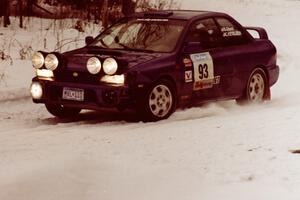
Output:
[62,87,84,101]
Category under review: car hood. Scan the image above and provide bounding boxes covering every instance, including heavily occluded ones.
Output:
[62,47,167,72]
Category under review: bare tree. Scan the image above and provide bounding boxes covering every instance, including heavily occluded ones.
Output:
[122,0,136,16]
[102,0,109,28]
[27,0,37,16]
[1,0,10,27]
[19,0,23,28]
[135,0,180,10]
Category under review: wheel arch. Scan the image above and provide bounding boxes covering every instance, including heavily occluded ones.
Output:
[137,75,178,122]
[254,65,270,85]
[156,74,178,95]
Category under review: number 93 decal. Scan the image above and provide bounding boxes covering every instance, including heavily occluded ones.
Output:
[190,52,220,90]
[198,63,209,79]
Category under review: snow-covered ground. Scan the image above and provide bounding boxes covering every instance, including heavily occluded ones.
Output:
[1,0,300,199]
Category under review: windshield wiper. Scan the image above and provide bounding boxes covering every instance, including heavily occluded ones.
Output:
[99,38,108,48]
[111,47,155,53]
[87,38,108,49]
[87,45,104,49]
[89,37,155,53]
[117,42,131,50]
[114,36,132,50]
[114,37,154,53]
[127,48,155,53]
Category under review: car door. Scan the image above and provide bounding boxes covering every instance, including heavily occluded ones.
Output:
[180,18,234,102]
[214,17,254,97]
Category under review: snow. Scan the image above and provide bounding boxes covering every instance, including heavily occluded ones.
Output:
[1,0,300,199]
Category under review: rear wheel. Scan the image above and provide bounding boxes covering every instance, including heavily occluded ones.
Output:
[45,103,81,118]
[137,80,176,122]
[236,68,269,104]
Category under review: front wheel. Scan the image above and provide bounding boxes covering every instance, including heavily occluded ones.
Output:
[45,104,81,118]
[236,68,270,104]
[137,80,176,122]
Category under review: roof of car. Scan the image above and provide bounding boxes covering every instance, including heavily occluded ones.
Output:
[133,10,229,20]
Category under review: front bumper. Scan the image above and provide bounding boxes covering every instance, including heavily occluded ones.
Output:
[31,77,132,110]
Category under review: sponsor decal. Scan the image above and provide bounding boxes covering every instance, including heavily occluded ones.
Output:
[183,58,193,67]
[223,31,242,37]
[191,53,208,62]
[185,70,193,83]
[194,76,221,90]
[221,26,242,37]
[137,18,169,22]
[221,27,235,32]
[190,52,221,90]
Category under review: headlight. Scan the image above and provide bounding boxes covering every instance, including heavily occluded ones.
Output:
[36,69,54,78]
[32,52,44,69]
[45,54,59,71]
[100,74,125,85]
[87,57,101,74]
[103,58,118,75]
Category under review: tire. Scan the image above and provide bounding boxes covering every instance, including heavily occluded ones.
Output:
[236,68,270,104]
[137,79,176,122]
[45,103,81,118]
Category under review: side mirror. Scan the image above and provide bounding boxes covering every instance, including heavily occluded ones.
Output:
[85,36,94,45]
[183,42,203,53]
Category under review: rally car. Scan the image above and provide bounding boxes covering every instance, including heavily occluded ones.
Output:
[30,10,279,121]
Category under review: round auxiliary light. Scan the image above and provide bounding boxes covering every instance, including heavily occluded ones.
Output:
[32,52,44,69]
[45,53,59,71]
[87,57,101,74]
[30,82,43,99]
[103,57,118,75]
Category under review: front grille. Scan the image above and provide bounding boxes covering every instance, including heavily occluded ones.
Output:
[54,70,99,84]
[49,86,62,101]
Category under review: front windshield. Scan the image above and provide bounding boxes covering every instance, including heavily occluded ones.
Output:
[90,18,186,53]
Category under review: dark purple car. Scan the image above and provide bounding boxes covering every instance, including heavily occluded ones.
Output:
[30,10,279,121]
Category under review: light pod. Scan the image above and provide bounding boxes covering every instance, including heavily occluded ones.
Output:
[45,53,59,71]
[103,57,118,75]
[32,52,44,69]
[87,57,102,74]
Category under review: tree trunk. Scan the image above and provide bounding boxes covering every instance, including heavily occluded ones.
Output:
[19,0,23,28]
[27,0,36,16]
[122,0,135,16]
[2,0,10,27]
[96,0,104,24]
[102,0,109,28]
[0,0,4,16]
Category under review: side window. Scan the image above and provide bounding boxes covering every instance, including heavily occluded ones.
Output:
[215,17,247,46]
[186,18,222,49]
